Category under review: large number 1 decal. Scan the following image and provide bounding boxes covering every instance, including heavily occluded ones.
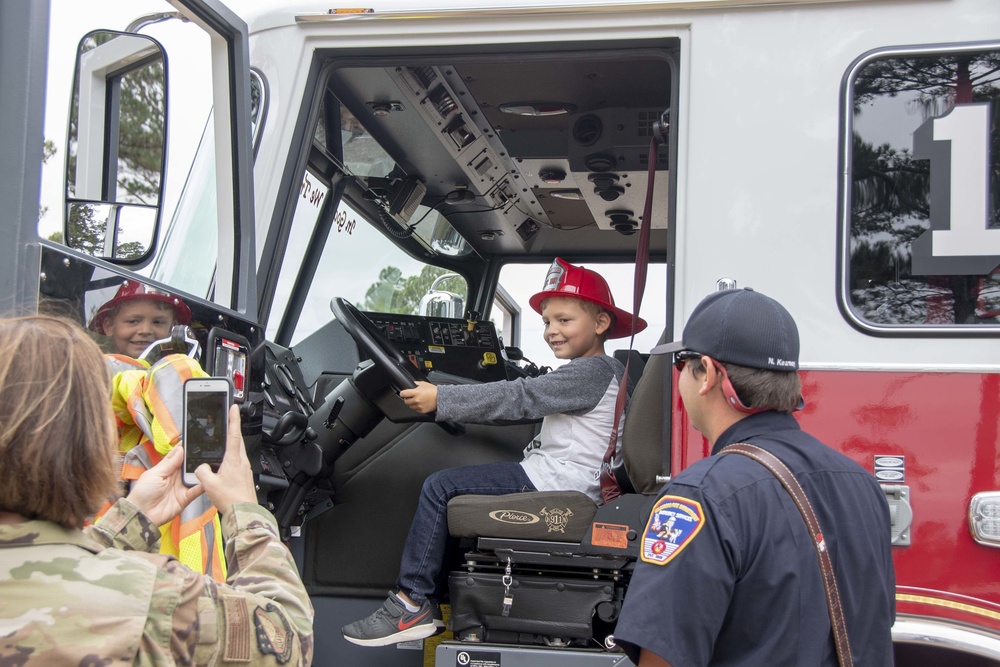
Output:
[911,102,999,275]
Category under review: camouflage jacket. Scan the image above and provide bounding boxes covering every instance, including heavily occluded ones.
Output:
[0,499,314,666]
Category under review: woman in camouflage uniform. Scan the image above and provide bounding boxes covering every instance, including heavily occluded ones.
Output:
[0,315,314,666]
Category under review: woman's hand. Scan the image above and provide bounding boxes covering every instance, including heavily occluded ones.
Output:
[125,446,204,526]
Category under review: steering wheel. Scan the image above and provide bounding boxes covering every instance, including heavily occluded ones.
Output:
[330,297,424,391]
[330,298,465,436]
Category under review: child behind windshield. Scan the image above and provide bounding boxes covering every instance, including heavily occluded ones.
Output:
[88,280,191,360]
[88,281,226,580]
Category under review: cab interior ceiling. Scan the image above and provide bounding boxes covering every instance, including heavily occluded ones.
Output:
[322,47,673,261]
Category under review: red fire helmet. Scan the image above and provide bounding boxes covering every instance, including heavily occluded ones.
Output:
[88,280,193,334]
[528,258,647,339]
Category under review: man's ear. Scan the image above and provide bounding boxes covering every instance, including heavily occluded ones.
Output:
[697,357,721,396]
[595,311,611,335]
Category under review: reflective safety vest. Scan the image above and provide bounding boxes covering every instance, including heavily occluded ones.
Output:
[97,354,228,582]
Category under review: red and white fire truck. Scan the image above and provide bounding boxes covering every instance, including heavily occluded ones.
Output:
[3,0,999,664]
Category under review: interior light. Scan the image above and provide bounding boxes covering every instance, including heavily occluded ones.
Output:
[549,190,583,200]
[499,102,576,117]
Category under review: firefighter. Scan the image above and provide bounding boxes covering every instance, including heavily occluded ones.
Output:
[614,288,895,666]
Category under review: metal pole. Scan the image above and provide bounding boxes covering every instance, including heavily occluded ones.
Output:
[0,0,50,315]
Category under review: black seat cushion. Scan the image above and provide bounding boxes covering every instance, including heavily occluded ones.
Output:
[448,491,597,542]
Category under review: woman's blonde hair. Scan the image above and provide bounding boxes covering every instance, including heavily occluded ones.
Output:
[0,315,117,528]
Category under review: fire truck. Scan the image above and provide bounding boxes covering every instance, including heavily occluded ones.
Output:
[3,0,999,664]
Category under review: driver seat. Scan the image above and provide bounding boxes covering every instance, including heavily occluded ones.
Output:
[443,339,669,647]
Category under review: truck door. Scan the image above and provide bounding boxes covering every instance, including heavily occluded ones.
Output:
[26,0,258,377]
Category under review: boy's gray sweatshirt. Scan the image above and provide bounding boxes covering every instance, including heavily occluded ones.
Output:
[435,354,628,501]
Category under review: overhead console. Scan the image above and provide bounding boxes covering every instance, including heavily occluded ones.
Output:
[385,65,549,245]
[326,46,675,256]
[364,311,508,384]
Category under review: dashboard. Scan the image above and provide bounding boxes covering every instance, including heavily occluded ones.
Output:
[365,312,508,385]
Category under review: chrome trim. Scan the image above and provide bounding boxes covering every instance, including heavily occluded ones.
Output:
[297,0,873,23]
[893,616,1000,659]
[837,40,1000,337]
[126,11,185,34]
[795,361,1000,373]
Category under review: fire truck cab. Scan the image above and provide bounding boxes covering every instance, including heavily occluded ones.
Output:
[4,0,1000,664]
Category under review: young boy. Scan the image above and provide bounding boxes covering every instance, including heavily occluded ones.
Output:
[88,281,227,581]
[342,258,647,647]
[88,280,191,359]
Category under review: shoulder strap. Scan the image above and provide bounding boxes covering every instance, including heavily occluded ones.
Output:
[720,442,854,667]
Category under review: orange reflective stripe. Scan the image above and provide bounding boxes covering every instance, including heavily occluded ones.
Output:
[179,504,217,540]
[144,388,176,449]
[120,463,147,481]
[170,514,182,552]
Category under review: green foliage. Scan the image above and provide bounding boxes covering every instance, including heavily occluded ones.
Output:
[115,61,165,205]
[852,53,1000,112]
[362,265,465,315]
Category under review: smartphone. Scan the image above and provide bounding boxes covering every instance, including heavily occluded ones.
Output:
[182,377,232,487]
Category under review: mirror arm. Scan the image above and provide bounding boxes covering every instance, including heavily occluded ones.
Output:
[126,12,186,33]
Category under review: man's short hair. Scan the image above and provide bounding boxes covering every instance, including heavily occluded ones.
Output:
[692,360,802,413]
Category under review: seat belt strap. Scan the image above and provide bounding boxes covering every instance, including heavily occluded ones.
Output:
[599,135,659,504]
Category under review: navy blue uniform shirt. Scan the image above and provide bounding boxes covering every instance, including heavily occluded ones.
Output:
[615,411,895,666]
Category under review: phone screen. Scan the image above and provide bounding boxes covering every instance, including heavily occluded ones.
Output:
[184,384,230,475]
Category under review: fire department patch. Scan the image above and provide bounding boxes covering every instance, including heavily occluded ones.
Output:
[640,495,705,565]
[254,603,293,664]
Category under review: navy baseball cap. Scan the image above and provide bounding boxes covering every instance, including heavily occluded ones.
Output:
[652,288,800,372]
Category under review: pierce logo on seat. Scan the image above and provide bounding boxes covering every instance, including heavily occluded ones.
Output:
[488,510,540,524]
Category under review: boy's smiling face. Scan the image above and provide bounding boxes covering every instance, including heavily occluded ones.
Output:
[540,297,610,360]
[102,300,175,358]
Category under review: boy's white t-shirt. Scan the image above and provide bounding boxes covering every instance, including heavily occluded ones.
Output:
[435,354,628,502]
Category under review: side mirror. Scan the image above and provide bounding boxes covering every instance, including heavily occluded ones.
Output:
[418,273,465,318]
[64,30,167,264]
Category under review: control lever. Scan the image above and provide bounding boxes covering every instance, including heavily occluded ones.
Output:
[264,411,317,448]
[267,413,321,538]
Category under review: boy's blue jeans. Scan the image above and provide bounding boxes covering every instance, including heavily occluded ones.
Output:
[396,462,536,603]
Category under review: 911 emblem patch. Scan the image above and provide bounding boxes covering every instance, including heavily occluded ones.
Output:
[640,495,705,565]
